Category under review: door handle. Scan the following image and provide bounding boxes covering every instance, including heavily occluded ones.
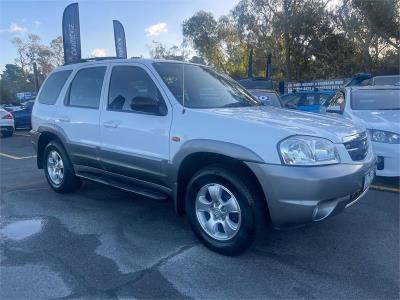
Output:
[57,116,70,122]
[103,121,119,128]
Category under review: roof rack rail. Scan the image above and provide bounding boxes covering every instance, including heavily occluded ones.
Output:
[63,56,125,65]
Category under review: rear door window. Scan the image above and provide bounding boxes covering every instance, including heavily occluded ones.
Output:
[66,67,106,109]
[38,70,72,105]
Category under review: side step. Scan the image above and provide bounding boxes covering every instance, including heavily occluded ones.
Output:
[76,172,168,201]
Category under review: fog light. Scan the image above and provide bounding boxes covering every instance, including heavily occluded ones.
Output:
[377,156,384,170]
[312,200,337,221]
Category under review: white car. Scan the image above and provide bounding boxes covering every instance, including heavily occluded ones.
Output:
[325,86,399,177]
[31,59,376,255]
[0,107,15,137]
[372,75,400,86]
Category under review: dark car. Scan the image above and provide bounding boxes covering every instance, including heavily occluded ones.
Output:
[281,90,334,112]
[11,101,34,129]
[237,78,282,107]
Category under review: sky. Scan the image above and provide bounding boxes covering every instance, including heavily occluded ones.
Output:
[0,0,238,71]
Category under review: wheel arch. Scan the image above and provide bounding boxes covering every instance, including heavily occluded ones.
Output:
[172,140,269,219]
[36,126,69,169]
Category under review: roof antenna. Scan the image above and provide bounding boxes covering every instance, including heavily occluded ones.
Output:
[182,62,185,114]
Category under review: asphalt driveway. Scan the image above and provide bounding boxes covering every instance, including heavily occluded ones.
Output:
[1,132,399,299]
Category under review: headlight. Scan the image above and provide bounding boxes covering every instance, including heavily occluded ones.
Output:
[368,129,399,144]
[279,136,340,166]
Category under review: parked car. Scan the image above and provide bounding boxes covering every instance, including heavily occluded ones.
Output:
[31,59,376,255]
[1,103,23,112]
[372,75,400,86]
[324,86,399,177]
[237,78,282,107]
[0,107,15,137]
[281,89,334,112]
[11,100,34,129]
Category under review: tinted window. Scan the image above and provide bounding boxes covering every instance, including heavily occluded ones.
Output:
[373,76,400,86]
[66,67,106,108]
[108,66,167,115]
[351,90,400,110]
[38,70,72,104]
[153,62,260,108]
[282,94,302,106]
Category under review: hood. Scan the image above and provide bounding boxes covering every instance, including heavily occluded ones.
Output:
[350,110,400,133]
[206,106,364,143]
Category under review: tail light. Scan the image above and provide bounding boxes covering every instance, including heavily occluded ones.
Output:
[2,113,13,119]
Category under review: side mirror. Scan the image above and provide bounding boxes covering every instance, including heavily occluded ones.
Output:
[130,96,166,115]
[326,105,343,114]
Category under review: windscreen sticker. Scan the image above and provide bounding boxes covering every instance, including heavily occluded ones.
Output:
[258,95,270,101]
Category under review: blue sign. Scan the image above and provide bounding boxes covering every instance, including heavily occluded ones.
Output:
[16,92,34,101]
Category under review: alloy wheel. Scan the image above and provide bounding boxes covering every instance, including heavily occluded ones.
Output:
[195,183,241,241]
[47,150,64,186]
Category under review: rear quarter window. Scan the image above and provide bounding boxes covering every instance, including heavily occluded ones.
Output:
[38,70,72,105]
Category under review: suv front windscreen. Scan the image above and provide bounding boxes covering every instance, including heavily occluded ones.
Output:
[153,62,261,108]
[351,90,400,110]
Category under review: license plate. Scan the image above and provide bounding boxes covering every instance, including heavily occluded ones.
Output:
[364,168,375,190]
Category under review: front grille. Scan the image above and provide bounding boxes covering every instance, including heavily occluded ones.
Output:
[344,132,369,161]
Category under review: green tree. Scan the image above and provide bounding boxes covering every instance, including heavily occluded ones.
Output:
[186,0,399,82]
[352,0,399,50]
[336,0,399,72]
[182,11,249,76]
[11,34,61,82]
[148,41,186,61]
[182,11,227,71]
[49,36,64,67]
[0,64,33,103]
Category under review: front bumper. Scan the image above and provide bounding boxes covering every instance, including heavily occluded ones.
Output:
[246,157,376,229]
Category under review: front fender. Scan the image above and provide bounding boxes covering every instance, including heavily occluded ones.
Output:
[172,139,265,170]
[169,139,265,214]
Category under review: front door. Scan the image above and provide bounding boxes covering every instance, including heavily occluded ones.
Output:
[100,64,172,186]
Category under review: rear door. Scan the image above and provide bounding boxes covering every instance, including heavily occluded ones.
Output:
[55,65,107,168]
[99,63,172,186]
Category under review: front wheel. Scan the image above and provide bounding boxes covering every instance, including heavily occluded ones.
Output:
[44,140,81,193]
[185,164,266,255]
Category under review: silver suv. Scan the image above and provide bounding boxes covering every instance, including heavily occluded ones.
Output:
[31,58,376,255]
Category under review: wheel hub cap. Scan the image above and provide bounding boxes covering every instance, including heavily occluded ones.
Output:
[195,183,241,241]
[47,150,64,185]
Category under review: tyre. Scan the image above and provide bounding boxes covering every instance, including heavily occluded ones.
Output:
[43,140,81,193]
[1,129,14,137]
[185,164,267,255]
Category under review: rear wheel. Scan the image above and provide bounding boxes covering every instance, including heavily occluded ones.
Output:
[44,140,81,193]
[185,164,267,255]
